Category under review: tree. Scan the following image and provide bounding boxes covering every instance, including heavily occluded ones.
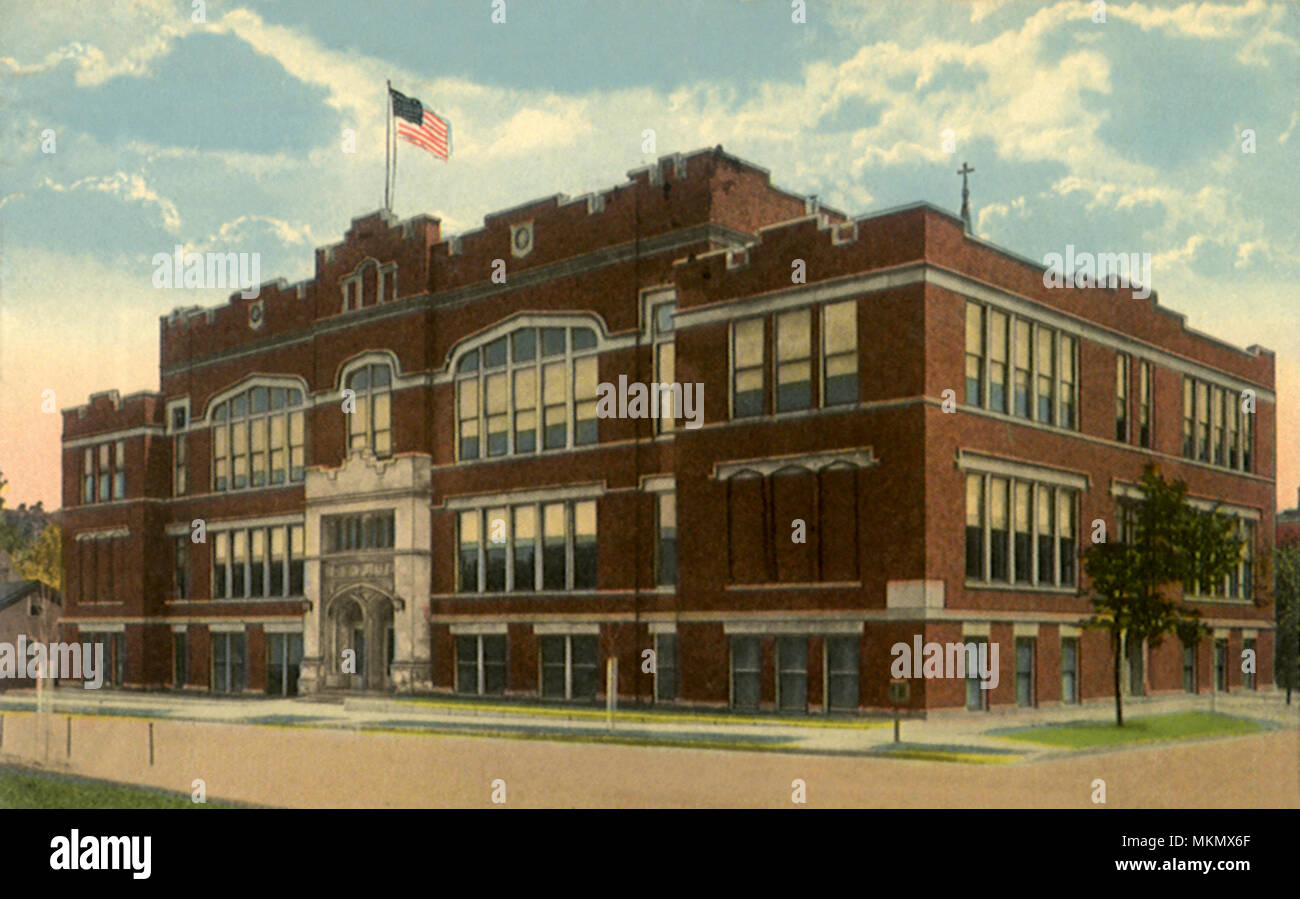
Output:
[13,522,63,607]
[0,472,21,555]
[1275,544,1300,705]
[1083,465,1246,726]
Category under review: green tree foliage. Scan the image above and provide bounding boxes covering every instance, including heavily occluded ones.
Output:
[1083,464,1248,725]
[1275,544,1300,704]
[13,522,63,595]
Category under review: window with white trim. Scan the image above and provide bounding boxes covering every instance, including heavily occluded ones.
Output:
[455,326,600,460]
[1182,375,1252,472]
[822,300,858,406]
[655,492,677,587]
[965,300,1077,430]
[346,363,392,457]
[652,300,676,432]
[1116,352,1129,442]
[212,386,305,491]
[965,472,1078,588]
[654,632,678,701]
[456,499,597,593]
[456,634,506,695]
[1137,359,1153,448]
[322,511,394,553]
[212,523,306,599]
[731,301,860,419]
[174,433,187,496]
[540,634,598,700]
[81,440,126,503]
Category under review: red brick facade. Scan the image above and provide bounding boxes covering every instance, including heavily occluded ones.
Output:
[58,147,1277,711]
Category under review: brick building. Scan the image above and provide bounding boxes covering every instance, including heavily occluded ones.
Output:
[58,146,1277,711]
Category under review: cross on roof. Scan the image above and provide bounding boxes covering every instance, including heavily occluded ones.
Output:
[957,162,975,233]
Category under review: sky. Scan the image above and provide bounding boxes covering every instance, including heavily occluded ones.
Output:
[1,0,1297,511]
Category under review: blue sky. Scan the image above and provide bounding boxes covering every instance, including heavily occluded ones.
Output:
[1,0,1297,508]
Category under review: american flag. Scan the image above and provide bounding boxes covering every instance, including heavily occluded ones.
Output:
[390,88,450,161]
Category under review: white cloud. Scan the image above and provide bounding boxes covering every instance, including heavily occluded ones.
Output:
[181,214,321,255]
[39,172,182,230]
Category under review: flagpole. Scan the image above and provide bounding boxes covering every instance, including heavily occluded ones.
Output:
[384,80,391,211]
[391,94,398,211]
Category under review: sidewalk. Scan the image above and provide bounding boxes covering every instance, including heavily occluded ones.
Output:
[1,687,1293,762]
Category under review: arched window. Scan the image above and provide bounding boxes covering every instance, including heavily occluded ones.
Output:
[211,385,306,491]
[454,325,600,460]
[346,363,393,457]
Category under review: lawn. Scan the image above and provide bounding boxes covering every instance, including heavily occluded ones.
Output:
[994,711,1265,750]
[0,765,242,809]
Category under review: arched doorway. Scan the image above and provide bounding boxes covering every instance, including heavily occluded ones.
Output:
[326,588,398,691]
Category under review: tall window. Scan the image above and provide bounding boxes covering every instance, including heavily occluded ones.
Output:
[212,632,246,694]
[964,474,983,580]
[731,302,859,419]
[174,433,187,496]
[653,300,677,431]
[1242,400,1253,472]
[775,309,812,412]
[1182,642,1197,693]
[1212,387,1225,465]
[173,632,188,688]
[1057,491,1076,585]
[966,473,1078,588]
[1014,637,1036,707]
[965,638,989,710]
[112,440,125,499]
[733,318,765,418]
[1195,380,1209,462]
[86,633,126,687]
[964,301,984,406]
[1137,360,1152,448]
[82,448,94,503]
[457,499,597,593]
[212,524,307,599]
[825,636,859,712]
[455,326,600,459]
[174,537,189,599]
[1182,376,1252,472]
[988,310,1008,413]
[822,300,858,406]
[730,636,761,710]
[1115,353,1129,442]
[1035,326,1055,424]
[1013,320,1031,418]
[1061,638,1079,704]
[1059,335,1077,429]
[965,302,1076,429]
[267,633,303,696]
[656,492,678,587]
[512,506,536,592]
[989,477,1009,581]
[777,636,808,712]
[81,442,123,503]
[574,356,598,445]
[539,635,598,700]
[654,633,678,701]
[98,444,110,501]
[347,364,392,457]
[212,386,305,490]
[1013,482,1032,584]
[1227,395,1240,468]
[456,634,506,696]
